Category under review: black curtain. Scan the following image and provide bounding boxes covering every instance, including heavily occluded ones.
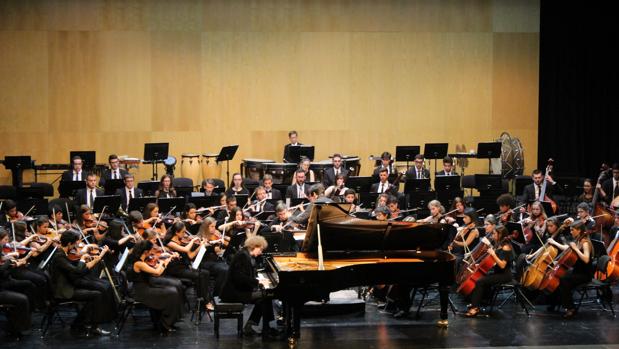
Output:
[538,2,619,179]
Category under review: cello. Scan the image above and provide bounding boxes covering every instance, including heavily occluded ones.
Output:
[596,226,619,282]
[539,229,589,294]
[456,237,495,296]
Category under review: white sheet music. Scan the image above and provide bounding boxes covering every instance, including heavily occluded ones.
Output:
[115,247,130,273]
[192,245,207,270]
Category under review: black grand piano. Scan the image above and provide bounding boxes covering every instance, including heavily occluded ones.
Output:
[260,203,455,344]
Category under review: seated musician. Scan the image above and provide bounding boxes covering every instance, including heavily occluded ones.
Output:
[292,158,315,184]
[464,225,513,317]
[436,156,456,176]
[201,178,220,197]
[323,153,349,187]
[215,195,238,227]
[546,221,593,318]
[226,172,249,197]
[521,169,555,204]
[418,200,447,224]
[61,155,84,181]
[116,173,143,211]
[154,174,177,199]
[128,210,146,241]
[372,151,395,179]
[268,203,292,233]
[286,169,310,199]
[182,202,203,227]
[127,240,183,333]
[291,184,334,228]
[387,196,404,221]
[447,197,466,225]
[375,193,389,209]
[142,203,166,236]
[283,130,301,163]
[564,202,597,240]
[371,168,398,195]
[220,235,279,338]
[343,189,359,213]
[449,208,481,266]
[577,178,594,204]
[373,206,389,221]
[75,172,103,209]
[1,199,24,225]
[48,204,69,230]
[324,174,348,202]
[496,193,517,224]
[248,186,275,217]
[219,208,262,255]
[598,163,619,206]
[99,154,128,187]
[197,217,229,296]
[262,174,282,200]
[520,201,548,254]
[405,154,430,180]
[51,230,113,335]
[516,216,563,279]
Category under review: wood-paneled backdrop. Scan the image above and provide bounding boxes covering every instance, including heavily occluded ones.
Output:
[0,0,539,191]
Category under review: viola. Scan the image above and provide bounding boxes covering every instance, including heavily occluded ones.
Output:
[144,252,171,268]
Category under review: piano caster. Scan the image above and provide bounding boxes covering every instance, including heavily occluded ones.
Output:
[288,336,297,348]
[436,319,449,328]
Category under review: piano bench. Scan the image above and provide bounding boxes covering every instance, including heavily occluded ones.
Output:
[213,296,244,339]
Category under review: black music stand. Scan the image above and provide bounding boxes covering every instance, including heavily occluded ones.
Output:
[404,178,431,194]
[188,195,221,209]
[407,191,436,212]
[476,142,502,174]
[17,198,48,217]
[103,179,124,195]
[70,151,96,171]
[346,176,373,206]
[93,195,121,214]
[505,222,526,254]
[474,174,503,193]
[395,146,421,170]
[58,180,86,198]
[128,197,157,213]
[3,156,33,187]
[158,197,186,215]
[288,198,308,207]
[216,145,239,186]
[234,194,249,208]
[144,143,169,181]
[435,175,461,206]
[17,186,45,200]
[424,143,449,175]
[137,181,159,196]
[289,145,315,163]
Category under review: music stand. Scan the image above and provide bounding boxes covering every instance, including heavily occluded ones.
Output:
[103,179,124,195]
[216,145,239,186]
[234,194,249,208]
[476,142,502,174]
[424,143,449,175]
[289,145,315,163]
[188,195,221,209]
[158,197,186,215]
[505,222,526,253]
[137,181,159,196]
[144,143,169,181]
[474,174,503,193]
[407,191,436,211]
[17,186,45,200]
[346,176,372,205]
[289,198,308,208]
[58,180,86,198]
[70,151,96,171]
[93,195,121,214]
[3,156,33,187]
[128,197,157,213]
[404,178,431,194]
[395,146,421,170]
[17,198,48,217]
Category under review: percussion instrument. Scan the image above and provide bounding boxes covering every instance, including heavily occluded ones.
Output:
[201,153,221,180]
[264,163,297,184]
[342,156,361,176]
[119,156,141,171]
[181,153,201,185]
[241,159,275,181]
[164,156,176,176]
[310,160,332,183]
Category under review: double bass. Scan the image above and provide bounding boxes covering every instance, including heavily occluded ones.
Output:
[537,158,558,214]
[591,169,615,245]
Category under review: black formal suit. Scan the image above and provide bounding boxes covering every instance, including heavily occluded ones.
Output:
[285,183,310,199]
[283,143,303,163]
[220,249,259,303]
[436,170,457,176]
[98,168,128,187]
[74,187,104,208]
[322,167,349,187]
[115,187,143,211]
[372,165,396,180]
[61,170,85,181]
[602,178,619,204]
[249,200,275,216]
[521,182,554,204]
[371,182,398,195]
[406,166,430,180]
[264,187,282,200]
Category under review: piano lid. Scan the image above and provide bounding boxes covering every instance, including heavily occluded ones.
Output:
[301,203,450,253]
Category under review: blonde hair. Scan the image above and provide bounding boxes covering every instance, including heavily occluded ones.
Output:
[244,235,268,250]
[428,200,445,214]
[198,217,217,238]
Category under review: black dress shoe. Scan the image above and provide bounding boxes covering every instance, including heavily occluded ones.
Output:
[393,310,410,319]
[90,327,111,336]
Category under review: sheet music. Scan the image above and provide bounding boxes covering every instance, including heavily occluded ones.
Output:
[192,245,207,270]
[115,247,130,273]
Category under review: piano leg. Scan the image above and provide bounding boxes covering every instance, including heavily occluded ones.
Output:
[283,300,302,346]
[437,282,449,328]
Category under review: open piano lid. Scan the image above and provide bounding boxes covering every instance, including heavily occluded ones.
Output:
[301,203,450,253]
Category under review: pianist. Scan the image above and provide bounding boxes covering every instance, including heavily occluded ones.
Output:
[220,235,279,338]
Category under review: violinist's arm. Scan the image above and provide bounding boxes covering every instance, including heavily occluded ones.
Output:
[84,246,109,269]
[134,260,165,276]
[547,237,568,251]
[20,235,37,245]
[218,221,237,232]
[118,234,134,246]
[166,240,195,254]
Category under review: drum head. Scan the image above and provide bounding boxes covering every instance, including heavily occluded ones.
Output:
[182,153,199,158]
[164,156,177,166]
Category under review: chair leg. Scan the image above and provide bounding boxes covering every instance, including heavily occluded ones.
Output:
[238,313,244,338]
[116,302,133,336]
[214,315,220,339]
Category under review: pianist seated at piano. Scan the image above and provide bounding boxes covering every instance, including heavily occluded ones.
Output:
[220,235,280,338]
[61,155,84,181]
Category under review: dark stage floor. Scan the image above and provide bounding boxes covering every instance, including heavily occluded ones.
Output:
[3,289,619,349]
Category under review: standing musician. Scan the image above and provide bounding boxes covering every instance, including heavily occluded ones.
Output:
[154,174,177,199]
[323,153,349,187]
[371,168,398,195]
[496,193,517,224]
[127,240,183,333]
[99,154,128,187]
[293,158,315,184]
[50,230,114,335]
[262,174,282,200]
[598,163,619,206]
[448,208,481,266]
[248,186,275,216]
[436,156,457,176]
[116,173,143,211]
[286,169,310,199]
[464,225,513,317]
[577,178,595,204]
[406,154,430,180]
[201,178,220,197]
[61,155,84,181]
[226,172,249,197]
[520,201,548,254]
[521,169,556,205]
[372,151,395,179]
[283,130,301,163]
[325,174,349,202]
[546,221,593,318]
[75,173,103,209]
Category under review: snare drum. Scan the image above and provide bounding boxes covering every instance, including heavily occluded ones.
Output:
[310,160,332,183]
[201,153,221,180]
[242,159,275,181]
[181,153,201,185]
[264,163,297,184]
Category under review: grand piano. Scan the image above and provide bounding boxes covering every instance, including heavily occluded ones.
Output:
[260,203,455,344]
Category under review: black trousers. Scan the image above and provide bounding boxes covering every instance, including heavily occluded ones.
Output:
[74,277,117,324]
[558,270,591,310]
[200,260,228,296]
[0,279,34,333]
[166,264,211,302]
[248,290,274,330]
[10,266,48,309]
[470,272,513,308]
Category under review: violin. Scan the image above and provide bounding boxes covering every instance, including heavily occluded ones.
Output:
[208,230,230,248]
[144,252,171,268]
[2,243,32,256]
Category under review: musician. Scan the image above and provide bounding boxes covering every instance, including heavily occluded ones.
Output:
[418,200,446,224]
[373,206,389,221]
[448,208,481,266]
[98,154,128,187]
[447,197,466,225]
[516,216,563,279]
[598,163,619,205]
[323,153,349,187]
[577,178,594,204]
[127,240,183,333]
[464,225,513,317]
[182,202,203,227]
[436,156,456,176]
[226,172,249,197]
[496,193,517,224]
[1,199,24,225]
[48,205,69,230]
[546,221,593,318]
[372,151,395,179]
[74,173,103,209]
[325,174,349,201]
[371,168,398,195]
[292,158,315,184]
[387,196,403,221]
[197,217,229,296]
[405,154,430,180]
[248,186,275,216]
[50,230,113,335]
[220,235,278,338]
[375,193,389,209]
[286,169,310,199]
[520,201,547,254]
[116,173,143,211]
[154,174,177,199]
[142,203,167,236]
[61,155,84,181]
[343,189,359,213]
[201,178,220,196]
[216,195,238,227]
[565,202,597,240]
[219,208,262,253]
[283,130,301,163]
[128,211,146,241]
[268,203,292,233]
[521,169,555,204]
[291,184,334,228]
[262,174,282,200]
